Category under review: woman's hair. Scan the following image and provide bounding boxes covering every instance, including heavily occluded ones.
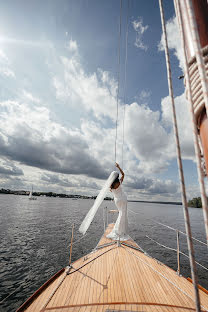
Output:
[110,176,120,189]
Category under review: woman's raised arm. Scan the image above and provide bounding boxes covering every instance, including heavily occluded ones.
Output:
[115,163,124,184]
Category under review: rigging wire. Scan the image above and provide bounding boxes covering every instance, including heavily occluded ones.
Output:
[121,0,130,169]
[128,208,207,247]
[115,0,122,163]
[158,1,201,311]
[124,246,207,311]
[145,235,208,272]
[153,220,207,247]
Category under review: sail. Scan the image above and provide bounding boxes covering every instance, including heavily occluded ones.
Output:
[79,171,119,235]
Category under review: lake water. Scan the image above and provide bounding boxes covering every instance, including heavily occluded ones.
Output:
[0,195,207,311]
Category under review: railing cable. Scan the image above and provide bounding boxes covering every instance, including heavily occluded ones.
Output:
[128,209,207,247]
[153,220,207,247]
[146,235,208,272]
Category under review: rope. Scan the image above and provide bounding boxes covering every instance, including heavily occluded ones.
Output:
[128,208,140,215]
[40,267,70,311]
[123,246,207,311]
[41,246,117,311]
[67,245,117,275]
[121,0,129,169]
[146,235,208,272]
[68,232,90,249]
[128,209,207,247]
[175,0,208,245]
[158,1,201,311]
[115,0,122,163]
[153,220,207,247]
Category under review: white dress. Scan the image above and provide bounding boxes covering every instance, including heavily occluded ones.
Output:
[107,184,129,241]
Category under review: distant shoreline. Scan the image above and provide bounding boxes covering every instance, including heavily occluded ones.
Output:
[0,188,183,205]
[128,200,182,205]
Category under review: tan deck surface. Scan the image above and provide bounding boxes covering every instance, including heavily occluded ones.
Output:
[18,224,208,312]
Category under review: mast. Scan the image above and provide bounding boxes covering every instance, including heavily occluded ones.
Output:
[174,0,208,245]
[179,0,208,175]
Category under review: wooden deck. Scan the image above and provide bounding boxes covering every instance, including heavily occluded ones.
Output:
[17,224,208,312]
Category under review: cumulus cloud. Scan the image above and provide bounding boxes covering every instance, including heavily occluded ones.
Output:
[0,36,192,199]
[0,176,25,189]
[53,55,117,121]
[124,174,179,200]
[0,49,9,63]
[0,100,107,179]
[161,93,195,159]
[0,48,15,78]
[124,102,173,173]
[158,16,184,69]
[0,160,23,176]
[40,172,100,192]
[22,90,40,103]
[66,39,78,53]
[158,16,196,160]
[0,68,15,78]
[41,173,73,187]
[132,17,149,51]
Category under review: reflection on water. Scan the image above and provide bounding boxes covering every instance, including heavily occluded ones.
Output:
[0,195,207,311]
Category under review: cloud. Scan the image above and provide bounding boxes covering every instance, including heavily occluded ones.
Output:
[40,172,100,192]
[0,176,25,189]
[0,68,15,78]
[147,179,178,195]
[132,17,149,51]
[0,100,107,179]
[53,54,118,121]
[124,102,172,173]
[22,90,40,103]
[123,173,179,200]
[41,173,73,187]
[0,49,9,63]
[66,39,78,53]
[161,93,195,160]
[0,160,23,176]
[158,16,184,69]
[0,48,15,78]
[0,35,195,200]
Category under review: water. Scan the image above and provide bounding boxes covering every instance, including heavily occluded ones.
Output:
[0,195,207,311]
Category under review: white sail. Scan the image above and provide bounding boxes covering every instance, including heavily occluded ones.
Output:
[79,171,119,235]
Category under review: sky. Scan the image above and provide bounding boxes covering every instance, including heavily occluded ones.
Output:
[0,0,203,201]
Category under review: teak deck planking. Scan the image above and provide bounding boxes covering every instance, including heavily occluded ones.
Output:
[17,224,208,312]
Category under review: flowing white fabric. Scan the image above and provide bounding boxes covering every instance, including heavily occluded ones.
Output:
[107,185,129,241]
[79,171,119,235]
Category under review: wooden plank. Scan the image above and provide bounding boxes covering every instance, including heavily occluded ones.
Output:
[21,224,208,312]
[122,245,208,309]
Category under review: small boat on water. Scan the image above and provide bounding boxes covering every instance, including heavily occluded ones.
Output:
[28,186,37,201]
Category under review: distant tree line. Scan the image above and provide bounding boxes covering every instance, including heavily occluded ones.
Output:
[0,188,112,200]
[188,197,202,208]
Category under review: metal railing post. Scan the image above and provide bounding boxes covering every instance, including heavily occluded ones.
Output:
[69,223,75,266]
[177,230,180,275]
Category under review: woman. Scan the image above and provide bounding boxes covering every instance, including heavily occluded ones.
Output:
[107,163,129,241]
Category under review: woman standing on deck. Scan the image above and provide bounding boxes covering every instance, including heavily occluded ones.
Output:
[107,163,129,241]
